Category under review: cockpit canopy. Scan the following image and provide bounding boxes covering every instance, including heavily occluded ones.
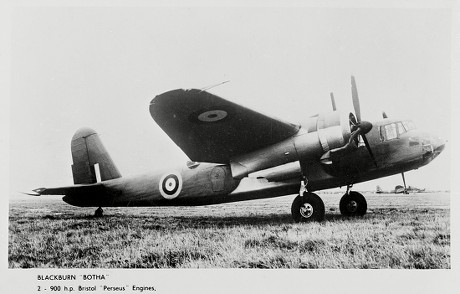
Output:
[379,120,416,141]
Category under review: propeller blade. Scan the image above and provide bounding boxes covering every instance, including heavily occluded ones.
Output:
[349,76,377,167]
[351,75,361,122]
[362,134,378,167]
[382,111,388,119]
[330,92,337,111]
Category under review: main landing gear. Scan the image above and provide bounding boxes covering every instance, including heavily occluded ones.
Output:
[94,207,104,217]
[291,177,325,222]
[291,192,325,222]
[291,181,368,222]
[339,185,367,216]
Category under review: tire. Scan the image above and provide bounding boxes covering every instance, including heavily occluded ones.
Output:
[339,191,367,216]
[291,192,325,223]
[94,207,103,217]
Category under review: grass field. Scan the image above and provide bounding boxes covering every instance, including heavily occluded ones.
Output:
[8,192,450,269]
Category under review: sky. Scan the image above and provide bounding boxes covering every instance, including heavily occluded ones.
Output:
[8,3,453,194]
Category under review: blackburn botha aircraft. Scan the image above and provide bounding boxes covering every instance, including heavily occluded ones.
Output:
[27,77,445,222]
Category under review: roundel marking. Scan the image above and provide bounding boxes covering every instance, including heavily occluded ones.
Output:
[159,172,182,199]
[197,110,228,122]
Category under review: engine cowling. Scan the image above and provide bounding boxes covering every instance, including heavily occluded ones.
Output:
[293,111,352,161]
[316,112,352,152]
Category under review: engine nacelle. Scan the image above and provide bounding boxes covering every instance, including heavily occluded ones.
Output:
[317,112,352,152]
[230,111,352,179]
[293,111,352,161]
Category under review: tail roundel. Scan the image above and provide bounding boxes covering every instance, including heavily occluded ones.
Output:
[71,128,122,184]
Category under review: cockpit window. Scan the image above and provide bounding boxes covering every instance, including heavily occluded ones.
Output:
[402,120,416,131]
[380,120,416,141]
[385,124,398,140]
[380,123,398,141]
[397,122,406,135]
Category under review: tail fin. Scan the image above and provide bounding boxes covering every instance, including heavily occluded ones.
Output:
[71,128,122,184]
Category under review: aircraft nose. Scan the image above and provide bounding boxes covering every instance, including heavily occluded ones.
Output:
[424,136,446,158]
[419,135,446,166]
[432,137,446,155]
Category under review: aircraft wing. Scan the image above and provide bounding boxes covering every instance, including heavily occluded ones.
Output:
[150,89,300,163]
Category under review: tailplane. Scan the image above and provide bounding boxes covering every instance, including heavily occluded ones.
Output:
[71,128,121,184]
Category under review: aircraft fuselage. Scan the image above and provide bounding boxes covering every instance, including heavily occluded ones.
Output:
[62,117,444,208]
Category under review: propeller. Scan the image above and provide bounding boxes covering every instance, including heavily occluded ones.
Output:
[350,76,377,167]
[330,92,337,111]
[351,76,362,122]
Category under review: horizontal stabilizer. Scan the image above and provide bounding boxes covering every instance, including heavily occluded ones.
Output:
[22,183,103,196]
[22,188,46,196]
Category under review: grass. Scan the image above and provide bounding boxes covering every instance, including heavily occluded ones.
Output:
[8,192,450,268]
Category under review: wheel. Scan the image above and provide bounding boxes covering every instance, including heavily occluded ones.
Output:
[291,192,325,223]
[94,207,103,217]
[339,191,367,216]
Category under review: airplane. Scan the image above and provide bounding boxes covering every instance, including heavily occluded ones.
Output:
[26,76,446,222]
[376,185,425,194]
[393,185,409,194]
[392,185,426,194]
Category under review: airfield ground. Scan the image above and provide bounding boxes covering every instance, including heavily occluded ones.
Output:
[8,192,450,269]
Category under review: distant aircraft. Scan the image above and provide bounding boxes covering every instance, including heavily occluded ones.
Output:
[392,185,426,194]
[393,185,409,194]
[27,77,445,222]
[376,185,425,194]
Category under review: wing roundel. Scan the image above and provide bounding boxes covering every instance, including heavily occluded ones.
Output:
[149,89,300,163]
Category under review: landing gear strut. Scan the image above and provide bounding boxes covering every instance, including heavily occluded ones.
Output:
[292,172,325,222]
[339,185,367,216]
[95,207,104,217]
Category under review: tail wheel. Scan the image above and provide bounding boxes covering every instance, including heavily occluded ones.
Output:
[94,207,104,217]
[291,192,325,223]
[339,191,367,216]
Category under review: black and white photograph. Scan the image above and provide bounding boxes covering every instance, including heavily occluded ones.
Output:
[2,0,458,293]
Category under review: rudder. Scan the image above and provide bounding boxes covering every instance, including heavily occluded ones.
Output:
[71,127,122,184]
